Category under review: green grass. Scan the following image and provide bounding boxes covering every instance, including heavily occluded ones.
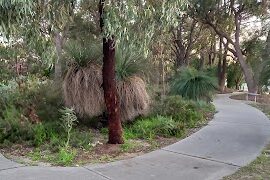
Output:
[124,116,185,140]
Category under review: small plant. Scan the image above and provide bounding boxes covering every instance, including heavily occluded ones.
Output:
[59,107,78,148]
[32,123,47,146]
[56,147,77,166]
[120,140,137,152]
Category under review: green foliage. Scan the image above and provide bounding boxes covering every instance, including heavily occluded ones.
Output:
[124,116,185,140]
[227,62,244,89]
[69,129,93,150]
[171,68,217,101]
[32,124,47,146]
[0,78,63,123]
[0,105,33,143]
[153,95,214,128]
[65,40,102,67]
[261,59,270,87]
[56,148,76,166]
[116,42,149,80]
[260,31,270,87]
[120,140,136,152]
[59,107,78,148]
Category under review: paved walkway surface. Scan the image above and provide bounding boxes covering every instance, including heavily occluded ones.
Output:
[1,94,270,180]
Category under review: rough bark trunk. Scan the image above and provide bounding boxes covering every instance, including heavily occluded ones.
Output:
[235,46,258,93]
[218,39,227,93]
[233,13,258,94]
[99,0,124,144]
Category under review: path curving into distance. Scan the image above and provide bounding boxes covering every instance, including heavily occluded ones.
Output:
[1,94,270,180]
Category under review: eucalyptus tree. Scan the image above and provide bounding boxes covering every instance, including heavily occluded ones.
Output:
[98,0,186,144]
[1,0,187,144]
[172,15,201,68]
[191,0,268,93]
[260,30,270,88]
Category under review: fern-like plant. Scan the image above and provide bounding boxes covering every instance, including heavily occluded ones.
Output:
[171,68,217,102]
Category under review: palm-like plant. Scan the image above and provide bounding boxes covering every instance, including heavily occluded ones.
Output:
[171,68,217,102]
[115,42,149,80]
[63,41,150,122]
[65,40,102,67]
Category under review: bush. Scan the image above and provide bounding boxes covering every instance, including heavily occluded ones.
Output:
[171,68,217,101]
[32,124,47,146]
[124,116,185,140]
[0,105,34,143]
[0,77,63,123]
[153,95,214,128]
[56,148,77,166]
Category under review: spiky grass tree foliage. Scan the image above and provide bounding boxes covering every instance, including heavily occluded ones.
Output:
[65,40,102,66]
[115,43,149,80]
[171,68,217,102]
[63,42,150,122]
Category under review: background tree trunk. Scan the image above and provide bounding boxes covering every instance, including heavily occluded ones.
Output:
[218,39,227,93]
[235,46,258,93]
[54,31,64,81]
[99,0,124,144]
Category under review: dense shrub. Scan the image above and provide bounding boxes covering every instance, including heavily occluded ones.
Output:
[124,116,185,139]
[0,105,33,143]
[153,95,215,127]
[0,77,63,122]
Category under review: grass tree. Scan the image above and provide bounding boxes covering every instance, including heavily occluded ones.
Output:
[96,0,186,144]
[99,0,123,144]
[171,68,218,101]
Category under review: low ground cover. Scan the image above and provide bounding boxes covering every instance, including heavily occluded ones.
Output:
[0,80,215,166]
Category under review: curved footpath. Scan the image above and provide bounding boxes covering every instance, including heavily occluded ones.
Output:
[1,94,270,180]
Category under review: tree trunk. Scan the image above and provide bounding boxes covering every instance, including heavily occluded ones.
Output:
[218,39,227,93]
[233,13,258,94]
[99,0,124,144]
[235,46,258,93]
[199,50,205,70]
[54,31,64,81]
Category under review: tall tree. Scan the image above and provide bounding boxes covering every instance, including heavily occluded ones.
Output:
[218,38,228,92]
[192,0,266,93]
[172,16,200,68]
[99,0,123,144]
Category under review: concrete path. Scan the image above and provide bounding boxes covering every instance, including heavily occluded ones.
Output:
[1,94,270,180]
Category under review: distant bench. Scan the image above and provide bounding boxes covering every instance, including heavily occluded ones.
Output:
[246,92,260,102]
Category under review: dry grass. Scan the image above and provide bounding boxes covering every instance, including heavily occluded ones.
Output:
[117,76,150,122]
[63,64,105,118]
[63,64,150,122]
